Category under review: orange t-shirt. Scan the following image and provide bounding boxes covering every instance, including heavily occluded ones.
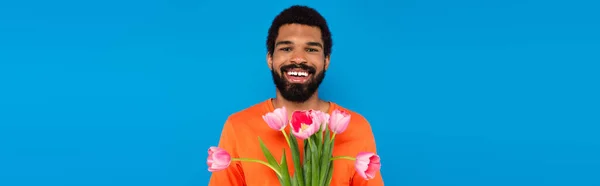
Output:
[208,99,384,186]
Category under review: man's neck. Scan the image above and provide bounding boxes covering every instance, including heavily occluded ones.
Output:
[272,92,330,116]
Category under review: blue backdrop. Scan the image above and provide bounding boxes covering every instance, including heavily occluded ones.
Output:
[1,0,599,185]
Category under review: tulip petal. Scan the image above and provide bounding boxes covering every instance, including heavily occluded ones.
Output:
[290,110,317,139]
[354,152,380,180]
[262,107,288,131]
[207,146,232,172]
[329,109,351,134]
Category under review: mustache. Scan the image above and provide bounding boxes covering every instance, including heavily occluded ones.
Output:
[280,63,317,74]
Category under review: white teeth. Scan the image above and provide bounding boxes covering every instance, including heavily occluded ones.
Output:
[287,71,309,77]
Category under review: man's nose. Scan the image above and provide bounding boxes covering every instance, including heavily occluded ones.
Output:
[291,57,306,64]
[291,55,306,63]
[290,51,307,64]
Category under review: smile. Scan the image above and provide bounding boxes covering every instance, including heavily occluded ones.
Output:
[284,68,312,83]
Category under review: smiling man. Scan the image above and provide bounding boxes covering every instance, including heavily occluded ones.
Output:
[208,5,384,186]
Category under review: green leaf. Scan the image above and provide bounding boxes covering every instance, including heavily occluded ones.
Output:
[310,135,320,166]
[279,149,292,186]
[318,128,332,185]
[316,126,323,155]
[279,148,287,165]
[309,138,318,186]
[303,139,311,185]
[325,160,334,186]
[258,137,280,174]
[305,159,312,185]
[288,130,305,186]
[325,136,336,186]
[317,131,324,160]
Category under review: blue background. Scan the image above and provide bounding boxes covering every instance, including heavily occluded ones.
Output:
[1,0,599,185]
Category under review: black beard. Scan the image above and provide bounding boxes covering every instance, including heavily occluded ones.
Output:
[271,63,326,103]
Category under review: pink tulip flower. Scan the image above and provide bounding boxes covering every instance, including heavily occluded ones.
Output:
[329,109,351,134]
[309,110,330,132]
[290,110,320,139]
[207,146,231,172]
[262,107,288,131]
[354,152,381,180]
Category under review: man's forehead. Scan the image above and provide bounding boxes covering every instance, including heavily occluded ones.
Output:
[278,24,321,36]
[275,39,323,45]
[275,24,323,47]
[275,40,324,50]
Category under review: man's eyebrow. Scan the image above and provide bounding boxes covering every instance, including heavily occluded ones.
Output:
[275,40,293,47]
[306,42,323,48]
[275,41,323,48]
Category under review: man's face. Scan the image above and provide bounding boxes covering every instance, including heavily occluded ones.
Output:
[268,23,329,103]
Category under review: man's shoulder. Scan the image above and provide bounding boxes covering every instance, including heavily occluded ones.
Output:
[224,99,271,125]
[330,102,371,126]
[329,102,377,146]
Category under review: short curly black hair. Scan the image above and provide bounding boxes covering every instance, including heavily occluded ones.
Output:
[267,5,332,57]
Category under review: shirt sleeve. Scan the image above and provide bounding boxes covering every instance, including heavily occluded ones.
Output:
[208,118,247,186]
[350,120,384,186]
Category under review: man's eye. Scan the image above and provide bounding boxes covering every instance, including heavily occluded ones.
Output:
[279,47,292,51]
[306,48,319,52]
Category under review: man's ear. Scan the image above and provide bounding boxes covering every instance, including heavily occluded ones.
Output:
[266,53,273,70]
[324,55,331,70]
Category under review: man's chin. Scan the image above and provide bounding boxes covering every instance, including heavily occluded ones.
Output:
[271,69,325,102]
[286,81,310,86]
[280,89,313,103]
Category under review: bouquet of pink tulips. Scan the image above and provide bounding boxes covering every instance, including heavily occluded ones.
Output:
[207,107,381,186]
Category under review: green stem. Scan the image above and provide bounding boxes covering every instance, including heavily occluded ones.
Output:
[307,137,314,150]
[281,130,291,148]
[232,158,282,177]
[330,133,337,141]
[330,156,355,161]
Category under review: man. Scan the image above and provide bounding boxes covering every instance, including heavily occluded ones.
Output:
[208,5,384,186]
